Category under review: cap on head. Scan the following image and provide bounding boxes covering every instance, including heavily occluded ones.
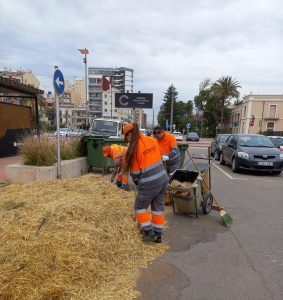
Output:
[123,123,134,136]
[103,146,111,157]
[153,125,163,135]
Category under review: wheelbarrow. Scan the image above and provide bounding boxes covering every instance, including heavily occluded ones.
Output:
[167,169,213,217]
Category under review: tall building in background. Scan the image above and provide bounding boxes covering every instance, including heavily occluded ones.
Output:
[134,109,147,129]
[88,67,134,120]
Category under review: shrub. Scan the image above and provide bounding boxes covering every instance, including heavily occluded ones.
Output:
[20,135,56,166]
[20,135,84,166]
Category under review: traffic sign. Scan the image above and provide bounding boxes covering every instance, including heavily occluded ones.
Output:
[53,69,65,95]
[186,123,191,129]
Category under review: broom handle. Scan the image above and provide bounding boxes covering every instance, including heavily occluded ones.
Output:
[186,150,222,209]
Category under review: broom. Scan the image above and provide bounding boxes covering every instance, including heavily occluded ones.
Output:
[186,150,233,227]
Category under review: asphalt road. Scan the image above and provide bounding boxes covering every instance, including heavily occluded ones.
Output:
[137,146,283,300]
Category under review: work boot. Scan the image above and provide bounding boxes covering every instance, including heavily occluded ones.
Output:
[154,232,162,243]
[116,180,122,188]
[122,184,129,191]
[142,230,159,243]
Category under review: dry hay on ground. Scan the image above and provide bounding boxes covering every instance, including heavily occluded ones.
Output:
[0,174,169,300]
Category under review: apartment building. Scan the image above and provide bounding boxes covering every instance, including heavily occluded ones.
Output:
[231,94,283,134]
[134,108,147,129]
[102,86,132,121]
[88,67,134,121]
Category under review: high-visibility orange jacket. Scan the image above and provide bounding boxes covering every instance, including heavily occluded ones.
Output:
[156,132,180,165]
[130,134,168,188]
[108,144,128,165]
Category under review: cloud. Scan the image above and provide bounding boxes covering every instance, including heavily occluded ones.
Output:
[1,0,283,115]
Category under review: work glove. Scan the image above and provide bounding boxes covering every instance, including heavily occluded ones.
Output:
[162,155,169,161]
[133,179,138,186]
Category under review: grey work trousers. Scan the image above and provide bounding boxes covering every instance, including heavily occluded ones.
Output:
[135,181,168,233]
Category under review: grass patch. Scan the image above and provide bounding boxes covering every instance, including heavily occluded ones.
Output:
[19,135,84,166]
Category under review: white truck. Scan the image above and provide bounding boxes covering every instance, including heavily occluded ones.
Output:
[90,118,124,138]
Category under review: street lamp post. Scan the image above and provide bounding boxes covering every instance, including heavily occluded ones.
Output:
[77,48,89,128]
[170,84,174,133]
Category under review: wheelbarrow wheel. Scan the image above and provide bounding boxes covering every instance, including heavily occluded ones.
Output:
[202,193,212,214]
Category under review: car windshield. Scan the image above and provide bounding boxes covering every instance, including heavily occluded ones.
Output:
[219,135,229,143]
[239,135,274,147]
[60,128,68,132]
[268,137,283,147]
[174,132,182,135]
[92,120,117,134]
[189,133,198,137]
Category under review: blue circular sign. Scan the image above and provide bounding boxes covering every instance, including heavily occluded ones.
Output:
[53,69,65,95]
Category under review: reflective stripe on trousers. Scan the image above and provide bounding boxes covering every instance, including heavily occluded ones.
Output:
[152,211,164,229]
[136,209,151,229]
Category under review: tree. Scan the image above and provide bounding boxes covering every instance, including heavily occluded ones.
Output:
[157,84,193,132]
[213,76,241,132]
[157,84,178,129]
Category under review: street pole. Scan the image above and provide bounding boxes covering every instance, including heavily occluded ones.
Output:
[152,109,155,131]
[110,77,113,119]
[54,66,61,179]
[84,52,89,128]
[170,84,174,133]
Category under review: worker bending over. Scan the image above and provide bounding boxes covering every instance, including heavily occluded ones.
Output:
[153,125,180,174]
[103,144,129,190]
[123,123,168,243]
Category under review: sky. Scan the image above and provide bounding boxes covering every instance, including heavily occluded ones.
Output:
[1,0,283,118]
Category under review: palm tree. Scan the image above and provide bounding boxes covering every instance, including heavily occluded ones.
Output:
[214,76,241,132]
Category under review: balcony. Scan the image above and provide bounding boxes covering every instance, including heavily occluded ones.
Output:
[264,116,279,120]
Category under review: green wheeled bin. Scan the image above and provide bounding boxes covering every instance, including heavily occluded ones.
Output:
[84,135,127,173]
[178,143,189,168]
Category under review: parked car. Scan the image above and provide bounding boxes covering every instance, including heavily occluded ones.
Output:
[211,134,230,160]
[187,132,199,142]
[55,128,70,137]
[69,129,86,137]
[267,136,283,152]
[220,134,283,174]
[173,131,183,141]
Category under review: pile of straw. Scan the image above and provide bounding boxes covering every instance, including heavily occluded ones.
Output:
[0,174,168,299]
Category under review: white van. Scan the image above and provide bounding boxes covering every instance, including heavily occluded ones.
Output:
[91,118,124,138]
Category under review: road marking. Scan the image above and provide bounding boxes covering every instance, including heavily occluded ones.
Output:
[212,163,248,180]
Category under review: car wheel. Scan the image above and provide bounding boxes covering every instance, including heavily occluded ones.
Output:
[272,171,282,175]
[231,157,239,173]
[220,153,225,165]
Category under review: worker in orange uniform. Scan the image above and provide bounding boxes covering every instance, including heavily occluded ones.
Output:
[123,123,168,243]
[153,125,180,174]
[103,144,129,190]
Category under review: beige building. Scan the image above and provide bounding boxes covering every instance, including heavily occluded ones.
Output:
[0,70,40,88]
[231,94,283,134]
[102,87,132,121]
[134,108,147,129]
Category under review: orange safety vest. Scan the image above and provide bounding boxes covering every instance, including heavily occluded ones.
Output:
[130,134,168,187]
[109,145,128,164]
[156,132,177,155]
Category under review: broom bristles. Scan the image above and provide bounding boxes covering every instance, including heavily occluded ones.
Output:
[220,210,233,227]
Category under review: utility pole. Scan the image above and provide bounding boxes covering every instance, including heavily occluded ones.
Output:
[110,76,113,119]
[152,109,155,131]
[77,48,89,128]
[170,84,174,133]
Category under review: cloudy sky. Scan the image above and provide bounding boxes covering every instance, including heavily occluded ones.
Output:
[1,0,282,116]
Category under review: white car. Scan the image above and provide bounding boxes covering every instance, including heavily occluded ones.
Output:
[55,128,70,137]
[173,131,183,141]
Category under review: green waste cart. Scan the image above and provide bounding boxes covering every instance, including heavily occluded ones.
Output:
[84,135,127,173]
[178,143,189,168]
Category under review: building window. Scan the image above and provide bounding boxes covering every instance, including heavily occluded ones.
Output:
[104,94,107,98]
[267,122,274,132]
[269,105,276,118]
[104,101,107,105]
[244,106,246,117]
[114,109,117,112]
[104,109,107,112]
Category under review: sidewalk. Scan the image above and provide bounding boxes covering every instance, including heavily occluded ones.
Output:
[0,156,22,183]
